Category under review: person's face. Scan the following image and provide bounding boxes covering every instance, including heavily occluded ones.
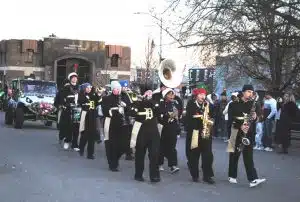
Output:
[112,88,120,95]
[85,86,92,94]
[166,91,174,101]
[243,90,253,100]
[196,93,206,102]
[71,76,78,84]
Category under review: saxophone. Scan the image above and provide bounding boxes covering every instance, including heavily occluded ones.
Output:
[201,102,214,139]
[237,98,257,151]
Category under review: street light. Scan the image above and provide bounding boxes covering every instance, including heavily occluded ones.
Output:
[133,12,163,63]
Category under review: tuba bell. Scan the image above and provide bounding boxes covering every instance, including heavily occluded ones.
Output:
[158,59,184,88]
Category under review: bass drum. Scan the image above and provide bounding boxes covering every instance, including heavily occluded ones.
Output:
[71,107,82,123]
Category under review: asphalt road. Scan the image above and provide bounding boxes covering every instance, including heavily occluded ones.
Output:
[0,112,300,202]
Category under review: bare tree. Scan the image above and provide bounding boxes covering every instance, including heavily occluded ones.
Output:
[141,37,158,86]
[163,0,300,92]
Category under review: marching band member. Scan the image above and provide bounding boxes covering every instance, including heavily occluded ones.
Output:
[59,72,80,151]
[54,79,69,143]
[102,81,131,172]
[158,88,180,173]
[78,83,100,159]
[227,84,266,188]
[185,88,215,184]
[130,88,161,183]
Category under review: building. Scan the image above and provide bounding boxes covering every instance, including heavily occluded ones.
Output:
[133,67,159,89]
[0,37,131,87]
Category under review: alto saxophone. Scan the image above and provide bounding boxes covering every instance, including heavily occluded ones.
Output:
[201,102,214,139]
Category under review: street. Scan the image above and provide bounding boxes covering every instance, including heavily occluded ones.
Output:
[0,112,300,202]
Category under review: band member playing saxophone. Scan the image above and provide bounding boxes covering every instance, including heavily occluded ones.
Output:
[185,88,215,184]
[78,83,101,159]
[59,72,80,151]
[227,84,266,188]
[158,88,180,173]
[130,88,161,183]
[102,81,131,172]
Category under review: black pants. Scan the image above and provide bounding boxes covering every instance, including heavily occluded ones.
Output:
[159,122,178,167]
[60,109,79,147]
[186,136,214,179]
[105,140,123,169]
[135,121,160,179]
[79,131,95,157]
[228,146,258,182]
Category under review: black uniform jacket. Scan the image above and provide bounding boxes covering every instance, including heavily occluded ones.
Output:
[185,100,213,133]
[130,98,160,124]
[228,98,261,142]
[59,83,79,108]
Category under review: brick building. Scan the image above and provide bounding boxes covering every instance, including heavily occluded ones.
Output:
[0,37,131,87]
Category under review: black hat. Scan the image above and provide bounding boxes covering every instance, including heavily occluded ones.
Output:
[242,84,254,92]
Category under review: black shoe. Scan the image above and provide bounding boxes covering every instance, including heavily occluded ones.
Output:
[96,140,102,144]
[134,176,145,182]
[150,177,161,183]
[192,177,199,182]
[87,155,95,160]
[78,150,84,156]
[203,177,215,184]
[110,168,119,172]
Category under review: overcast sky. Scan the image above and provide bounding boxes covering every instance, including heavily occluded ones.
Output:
[0,0,198,70]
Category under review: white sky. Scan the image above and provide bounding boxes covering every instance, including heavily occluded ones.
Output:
[0,0,199,70]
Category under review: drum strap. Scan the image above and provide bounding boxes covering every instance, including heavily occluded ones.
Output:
[79,111,87,133]
[104,117,111,141]
[157,123,163,136]
[130,121,142,148]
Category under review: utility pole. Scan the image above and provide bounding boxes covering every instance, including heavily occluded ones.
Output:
[159,17,163,63]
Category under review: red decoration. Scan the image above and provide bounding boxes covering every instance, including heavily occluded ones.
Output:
[74,64,79,72]
[192,88,207,96]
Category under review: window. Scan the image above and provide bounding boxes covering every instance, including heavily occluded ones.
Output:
[25,49,34,63]
[111,54,119,67]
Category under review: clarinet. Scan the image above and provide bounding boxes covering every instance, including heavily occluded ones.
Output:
[237,98,257,151]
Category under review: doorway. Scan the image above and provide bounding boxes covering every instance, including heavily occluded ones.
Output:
[56,58,91,88]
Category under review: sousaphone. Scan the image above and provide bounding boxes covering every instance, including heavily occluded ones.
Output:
[158,59,184,88]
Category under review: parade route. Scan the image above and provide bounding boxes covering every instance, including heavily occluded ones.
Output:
[0,112,300,202]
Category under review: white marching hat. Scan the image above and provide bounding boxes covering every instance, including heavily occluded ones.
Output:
[162,88,175,98]
[68,72,78,80]
[110,80,122,91]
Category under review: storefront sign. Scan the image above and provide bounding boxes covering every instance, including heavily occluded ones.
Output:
[63,44,87,51]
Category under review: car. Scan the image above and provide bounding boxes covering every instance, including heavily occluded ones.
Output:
[5,78,57,129]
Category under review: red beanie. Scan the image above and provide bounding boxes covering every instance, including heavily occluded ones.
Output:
[193,88,207,96]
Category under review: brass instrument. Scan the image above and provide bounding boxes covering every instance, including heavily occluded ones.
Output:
[236,98,257,151]
[191,101,214,149]
[199,102,214,139]
[158,59,184,88]
[168,101,179,123]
